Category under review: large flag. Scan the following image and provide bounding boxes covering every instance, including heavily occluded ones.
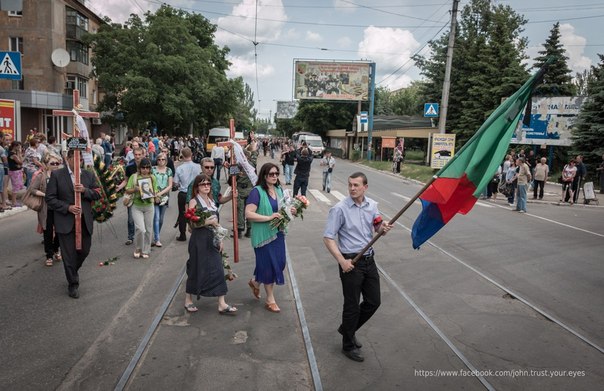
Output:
[411,67,547,249]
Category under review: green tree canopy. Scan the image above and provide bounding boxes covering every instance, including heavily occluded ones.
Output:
[85,5,254,134]
[572,54,604,166]
[293,101,357,137]
[533,22,576,96]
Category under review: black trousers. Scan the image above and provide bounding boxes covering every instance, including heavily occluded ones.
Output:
[44,210,60,259]
[339,254,381,351]
[533,180,545,199]
[57,228,92,287]
[293,175,309,196]
[177,191,188,237]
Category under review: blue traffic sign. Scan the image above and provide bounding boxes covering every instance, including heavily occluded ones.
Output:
[360,111,368,124]
[0,51,22,80]
[424,103,439,118]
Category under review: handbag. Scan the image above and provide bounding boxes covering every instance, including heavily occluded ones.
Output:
[22,187,43,211]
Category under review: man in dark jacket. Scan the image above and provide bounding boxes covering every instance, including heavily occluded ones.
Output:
[46,149,101,298]
[293,148,313,196]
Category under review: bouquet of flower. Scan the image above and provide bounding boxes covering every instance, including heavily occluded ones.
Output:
[184,207,213,229]
[270,190,310,231]
[222,252,238,281]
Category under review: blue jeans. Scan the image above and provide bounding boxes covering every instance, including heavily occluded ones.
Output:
[127,206,135,240]
[284,164,294,184]
[322,171,332,192]
[516,183,527,211]
[153,204,168,242]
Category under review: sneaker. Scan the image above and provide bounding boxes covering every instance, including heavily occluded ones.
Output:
[518,210,526,213]
[176,235,187,242]
[155,241,163,247]
[508,203,514,207]
[125,239,133,245]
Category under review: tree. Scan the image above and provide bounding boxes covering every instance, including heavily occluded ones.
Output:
[571,54,604,166]
[85,5,250,133]
[574,69,596,96]
[533,22,576,96]
[294,101,357,137]
[414,0,529,145]
[391,81,424,116]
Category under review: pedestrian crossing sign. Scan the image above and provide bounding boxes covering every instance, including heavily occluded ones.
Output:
[0,51,22,80]
[424,103,439,117]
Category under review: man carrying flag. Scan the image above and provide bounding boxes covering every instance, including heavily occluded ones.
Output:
[411,64,549,249]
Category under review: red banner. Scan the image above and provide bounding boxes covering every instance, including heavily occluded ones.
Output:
[0,99,16,142]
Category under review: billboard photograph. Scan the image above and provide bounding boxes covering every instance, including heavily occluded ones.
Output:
[276,101,299,119]
[294,60,370,101]
[512,96,585,147]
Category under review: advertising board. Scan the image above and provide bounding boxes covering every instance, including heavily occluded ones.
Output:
[0,99,16,141]
[430,133,456,169]
[294,60,370,101]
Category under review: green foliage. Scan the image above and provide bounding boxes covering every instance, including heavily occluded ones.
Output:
[414,0,529,146]
[572,54,604,166]
[85,5,254,134]
[294,101,357,137]
[533,23,576,96]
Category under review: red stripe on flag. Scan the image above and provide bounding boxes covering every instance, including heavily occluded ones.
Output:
[420,174,478,223]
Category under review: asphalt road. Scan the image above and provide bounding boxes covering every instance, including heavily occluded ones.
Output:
[1,155,602,390]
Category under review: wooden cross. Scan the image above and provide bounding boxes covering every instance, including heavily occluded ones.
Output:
[52,90,100,250]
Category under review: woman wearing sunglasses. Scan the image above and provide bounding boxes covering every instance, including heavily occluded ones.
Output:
[245,162,295,313]
[125,158,158,259]
[184,173,236,314]
[28,153,63,266]
[151,153,173,247]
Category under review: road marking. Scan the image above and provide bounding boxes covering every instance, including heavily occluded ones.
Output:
[475,201,494,208]
[391,192,493,208]
[308,189,331,205]
[491,203,604,238]
[331,190,347,201]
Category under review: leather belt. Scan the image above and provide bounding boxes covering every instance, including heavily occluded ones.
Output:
[341,250,374,261]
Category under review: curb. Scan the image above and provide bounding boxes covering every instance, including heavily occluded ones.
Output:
[0,205,29,220]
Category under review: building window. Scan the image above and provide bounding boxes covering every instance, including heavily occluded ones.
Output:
[66,75,88,97]
[8,10,23,17]
[67,41,89,65]
[9,37,24,54]
[66,7,89,40]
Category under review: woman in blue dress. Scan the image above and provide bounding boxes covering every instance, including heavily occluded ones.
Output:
[184,173,236,315]
[245,162,294,313]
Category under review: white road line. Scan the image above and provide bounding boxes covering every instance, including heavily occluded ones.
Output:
[308,189,331,205]
[475,201,495,208]
[390,192,493,208]
[491,203,604,238]
[331,190,347,201]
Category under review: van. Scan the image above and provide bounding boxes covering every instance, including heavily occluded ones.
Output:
[206,127,244,153]
[294,132,324,157]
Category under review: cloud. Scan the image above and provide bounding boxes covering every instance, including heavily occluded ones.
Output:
[334,0,357,14]
[357,26,420,89]
[214,0,288,55]
[226,55,275,80]
[306,31,323,43]
[88,1,143,23]
[559,23,592,73]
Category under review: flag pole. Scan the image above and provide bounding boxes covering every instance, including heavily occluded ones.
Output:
[352,175,437,265]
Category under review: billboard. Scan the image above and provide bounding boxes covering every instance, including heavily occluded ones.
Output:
[294,60,370,101]
[0,99,16,141]
[511,96,585,147]
[430,133,456,169]
[276,101,299,119]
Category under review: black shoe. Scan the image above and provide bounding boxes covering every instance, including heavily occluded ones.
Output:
[237,229,244,237]
[244,227,251,238]
[342,348,364,362]
[338,325,362,348]
[68,286,79,299]
[176,235,186,242]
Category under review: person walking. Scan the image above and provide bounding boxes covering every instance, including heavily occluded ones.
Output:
[515,157,531,213]
[320,150,335,193]
[152,152,173,247]
[210,142,225,182]
[117,146,144,245]
[505,159,517,206]
[125,158,157,259]
[29,153,63,266]
[245,163,293,313]
[560,159,577,204]
[174,147,201,241]
[45,149,101,298]
[184,174,237,315]
[7,141,24,208]
[293,148,313,196]
[571,155,586,203]
[281,144,296,185]
[323,172,392,362]
[533,157,549,200]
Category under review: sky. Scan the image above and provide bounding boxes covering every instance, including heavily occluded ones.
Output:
[87,0,603,122]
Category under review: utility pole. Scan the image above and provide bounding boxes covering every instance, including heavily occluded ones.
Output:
[438,0,459,134]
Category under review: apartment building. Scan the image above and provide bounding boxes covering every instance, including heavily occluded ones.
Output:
[0,0,108,142]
